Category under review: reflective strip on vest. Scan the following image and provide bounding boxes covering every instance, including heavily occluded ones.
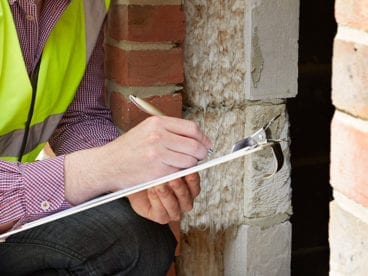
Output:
[0,0,110,162]
[0,114,64,161]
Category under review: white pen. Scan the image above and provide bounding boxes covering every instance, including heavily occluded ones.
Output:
[129,95,165,116]
[128,95,213,155]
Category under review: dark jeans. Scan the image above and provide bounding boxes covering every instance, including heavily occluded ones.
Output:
[0,198,177,275]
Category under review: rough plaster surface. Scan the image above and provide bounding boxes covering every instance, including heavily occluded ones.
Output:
[184,0,248,107]
[224,222,292,276]
[184,0,299,107]
[181,104,292,232]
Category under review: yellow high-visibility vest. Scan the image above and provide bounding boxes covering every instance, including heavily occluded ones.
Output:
[0,0,110,162]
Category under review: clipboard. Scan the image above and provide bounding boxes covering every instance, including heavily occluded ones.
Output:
[0,143,272,242]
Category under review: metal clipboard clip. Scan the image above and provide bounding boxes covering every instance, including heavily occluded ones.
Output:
[231,115,286,178]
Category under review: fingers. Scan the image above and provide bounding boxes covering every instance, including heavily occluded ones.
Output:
[119,116,208,224]
[145,116,212,161]
[114,116,212,185]
[130,186,183,225]
[148,186,180,223]
[127,191,172,224]
[162,131,210,161]
[182,173,201,198]
[144,116,209,144]
[159,147,199,169]
[169,178,194,212]
[164,117,212,150]
[129,174,201,224]
[150,174,201,221]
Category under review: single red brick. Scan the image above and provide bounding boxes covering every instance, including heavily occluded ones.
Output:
[107,4,185,42]
[330,112,368,208]
[332,39,368,119]
[105,45,184,86]
[335,0,368,32]
[109,92,183,131]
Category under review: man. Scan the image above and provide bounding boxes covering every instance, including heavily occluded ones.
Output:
[0,1,212,274]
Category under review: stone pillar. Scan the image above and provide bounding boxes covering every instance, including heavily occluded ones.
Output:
[178,0,299,275]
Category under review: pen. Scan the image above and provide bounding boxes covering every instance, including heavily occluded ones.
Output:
[129,95,165,116]
[128,95,213,155]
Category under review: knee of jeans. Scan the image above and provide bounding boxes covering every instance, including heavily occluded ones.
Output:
[88,224,177,275]
[131,224,177,274]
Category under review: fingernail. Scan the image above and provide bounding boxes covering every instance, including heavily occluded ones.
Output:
[158,185,167,193]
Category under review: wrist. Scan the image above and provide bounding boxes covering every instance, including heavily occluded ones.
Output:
[64,147,110,204]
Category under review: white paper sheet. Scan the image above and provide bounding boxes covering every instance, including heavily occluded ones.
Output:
[0,143,272,241]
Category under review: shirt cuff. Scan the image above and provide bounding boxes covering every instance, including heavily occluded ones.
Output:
[20,155,72,223]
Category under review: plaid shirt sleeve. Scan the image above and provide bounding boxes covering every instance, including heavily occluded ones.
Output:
[0,156,71,226]
[49,27,120,154]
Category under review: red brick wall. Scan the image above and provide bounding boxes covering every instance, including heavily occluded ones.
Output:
[104,2,185,275]
[331,0,368,207]
[105,1,185,131]
[335,0,368,33]
[330,0,368,273]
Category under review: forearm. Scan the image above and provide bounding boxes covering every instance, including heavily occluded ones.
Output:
[64,146,111,205]
[63,116,212,206]
[63,134,134,205]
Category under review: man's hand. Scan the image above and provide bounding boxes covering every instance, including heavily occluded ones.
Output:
[64,116,211,205]
[0,221,17,234]
[127,173,201,224]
